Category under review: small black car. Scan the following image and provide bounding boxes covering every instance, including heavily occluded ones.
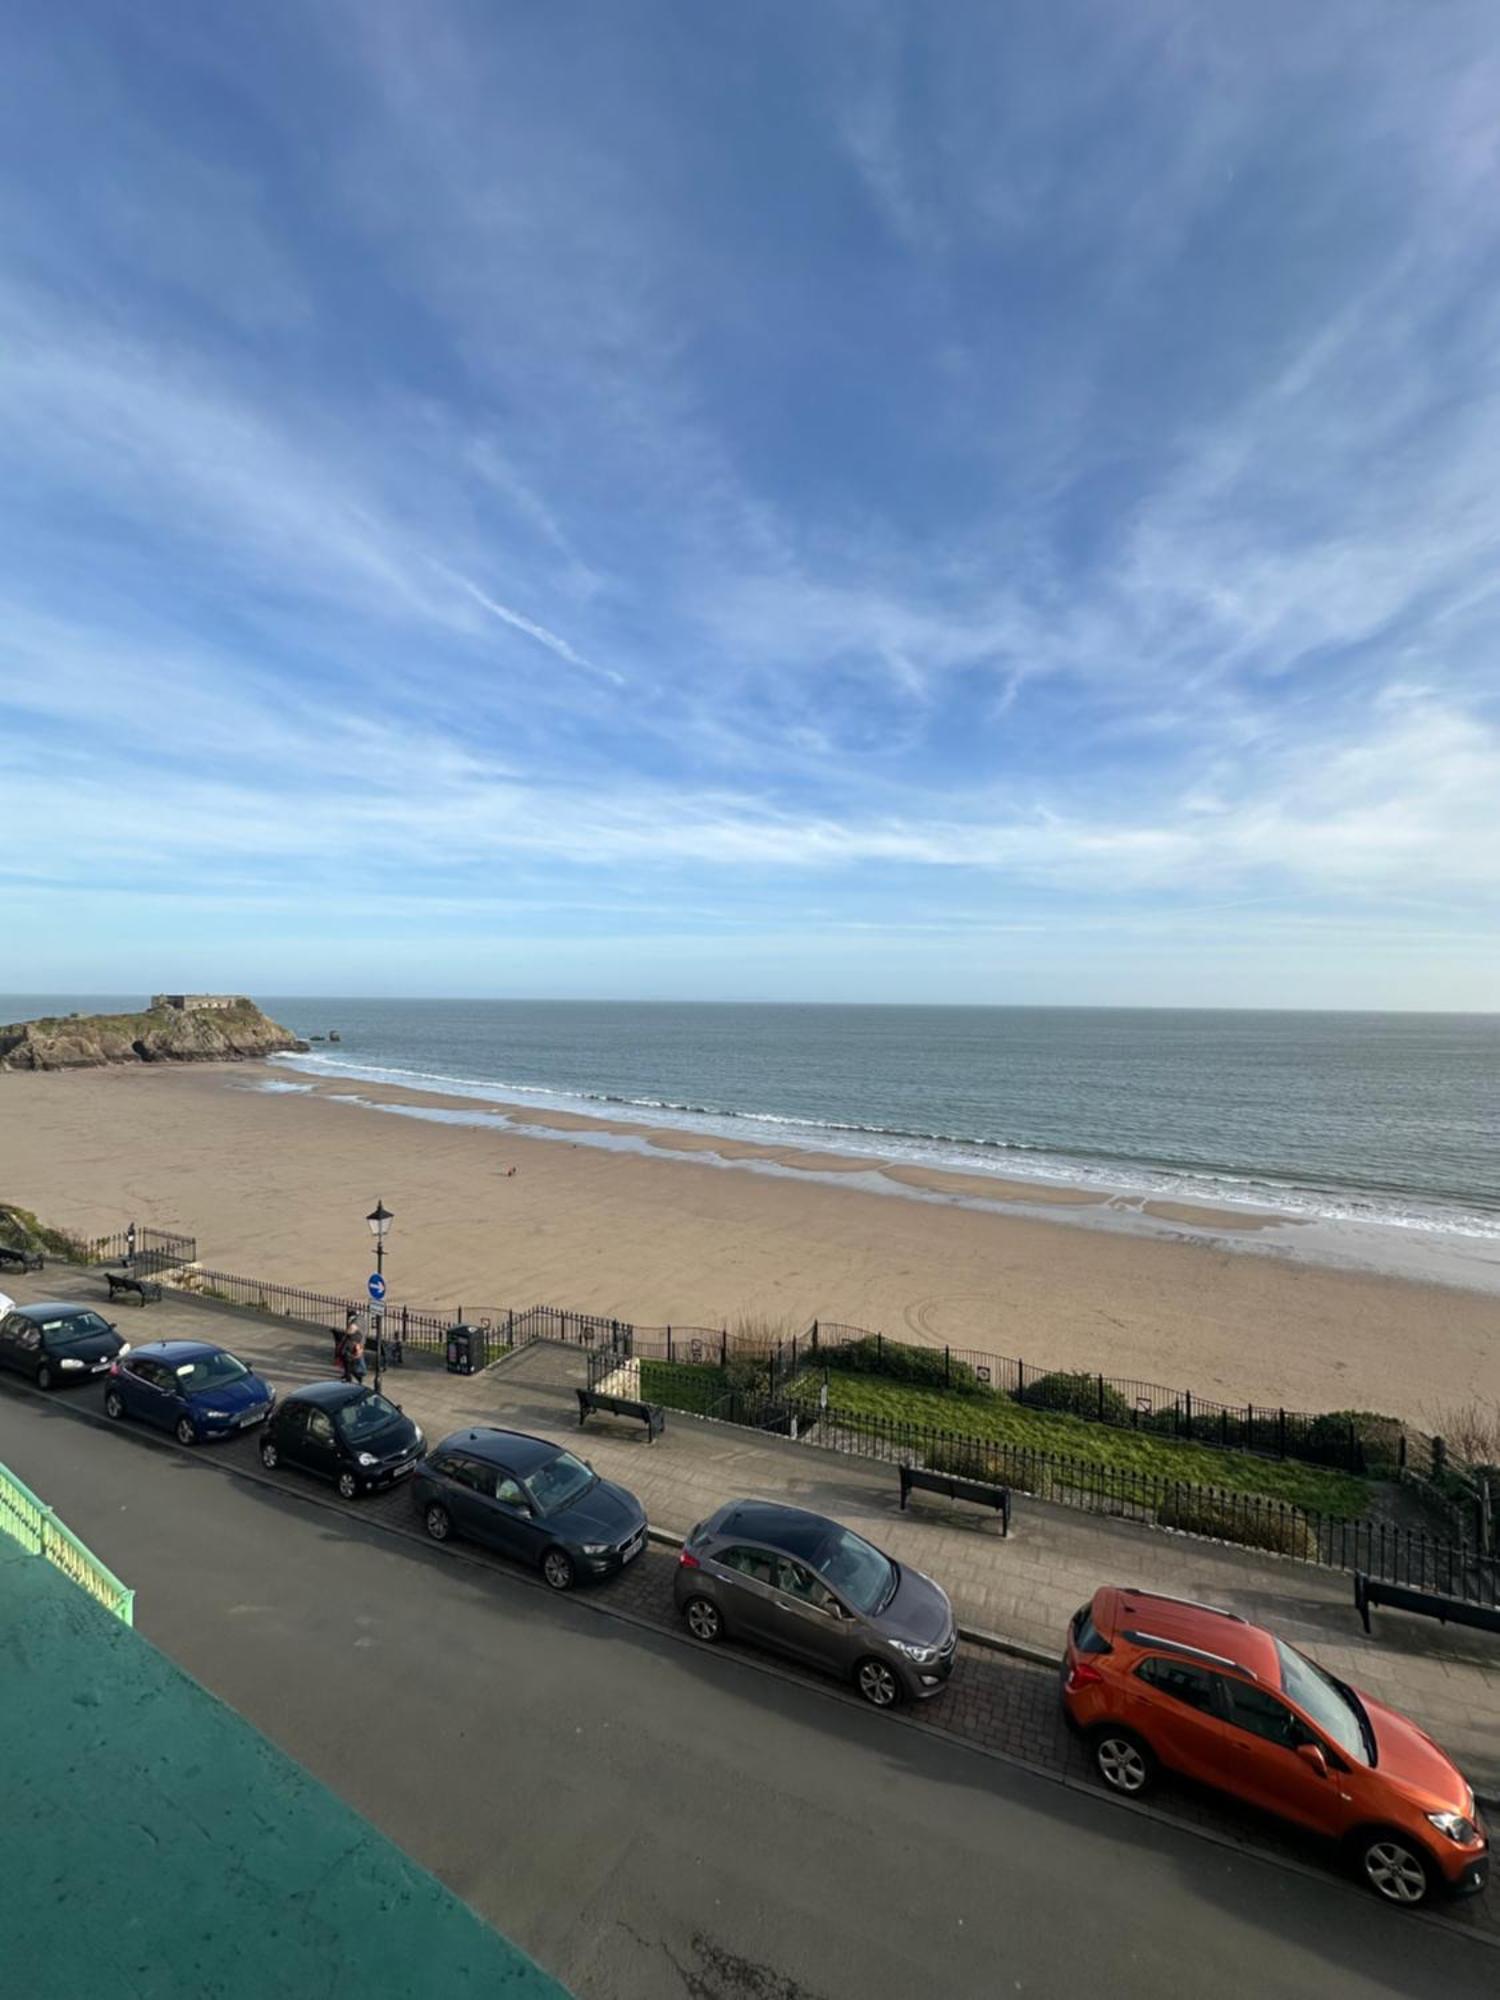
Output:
[259,1381,423,1499]
[0,1302,128,1390]
[413,1426,648,1591]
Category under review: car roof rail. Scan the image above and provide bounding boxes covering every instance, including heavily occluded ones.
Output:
[1125,1629,1257,1678]
[1123,1589,1247,1623]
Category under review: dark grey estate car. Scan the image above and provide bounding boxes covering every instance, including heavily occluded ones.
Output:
[675,1499,957,1707]
[413,1426,648,1591]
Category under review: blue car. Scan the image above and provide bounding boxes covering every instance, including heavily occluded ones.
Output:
[104,1339,275,1445]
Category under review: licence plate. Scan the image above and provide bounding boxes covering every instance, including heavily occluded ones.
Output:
[391,1460,414,1478]
[238,1407,266,1428]
[622,1533,645,1563]
[90,1360,110,1373]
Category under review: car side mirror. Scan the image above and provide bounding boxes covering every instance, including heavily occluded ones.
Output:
[1295,1742,1329,1779]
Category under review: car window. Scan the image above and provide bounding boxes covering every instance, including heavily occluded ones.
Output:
[494,1475,527,1507]
[1135,1657,1222,1715]
[719,1545,776,1584]
[135,1359,167,1390]
[307,1411,336,1445]
[775,1558,829,1605]
[1223,1680,1305,1750]
[436,1454,482,1490]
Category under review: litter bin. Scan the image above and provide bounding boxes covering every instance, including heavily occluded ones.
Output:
[445,1323,486,1376]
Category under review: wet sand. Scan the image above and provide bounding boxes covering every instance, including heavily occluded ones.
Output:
[0,1062,1495,1423]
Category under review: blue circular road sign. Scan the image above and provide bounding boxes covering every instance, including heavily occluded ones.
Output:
[367,1272,386,1302]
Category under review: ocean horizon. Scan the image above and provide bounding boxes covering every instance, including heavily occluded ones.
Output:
[10,997,1498,1254]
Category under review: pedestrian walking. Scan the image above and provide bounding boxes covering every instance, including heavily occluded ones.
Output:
[341,1307,364,1383]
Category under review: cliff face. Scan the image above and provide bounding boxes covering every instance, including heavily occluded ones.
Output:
[0,1000,310,1071]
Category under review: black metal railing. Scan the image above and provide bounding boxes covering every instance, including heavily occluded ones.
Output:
[686,1385,1499,1603]
[773,1322,1373,1473]
[81,1227,198,1272]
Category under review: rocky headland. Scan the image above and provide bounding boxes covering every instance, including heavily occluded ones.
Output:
[0,998,309,1071]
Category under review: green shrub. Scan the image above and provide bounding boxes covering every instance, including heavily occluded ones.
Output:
[1017,1370,1134,1426]
[0,1202,85,1259]
[1156,1492,1318,1560]
[1311,1409,1404,1477]
[921,1440,1000,1482]
[820,1335,987,1397]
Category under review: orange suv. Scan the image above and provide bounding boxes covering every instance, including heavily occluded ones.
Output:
[1061,1586,1488,1906]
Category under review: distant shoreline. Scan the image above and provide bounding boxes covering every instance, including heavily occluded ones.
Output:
[3,1060,1498,1422]
[264,1055,1500,1300]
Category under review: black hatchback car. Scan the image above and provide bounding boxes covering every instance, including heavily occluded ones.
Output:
[413,1426,648,1591]
[676,1499,958,1707]
[0,1302,128,1391]
[259,1381,423,1498]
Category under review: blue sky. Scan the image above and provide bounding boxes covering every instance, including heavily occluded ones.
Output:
[2,2,1498,1006]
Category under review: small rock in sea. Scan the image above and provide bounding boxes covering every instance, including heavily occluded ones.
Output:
[328,1030,342,1043]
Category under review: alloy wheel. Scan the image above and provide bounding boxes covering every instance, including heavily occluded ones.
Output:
[684,1597,723,1642]
[1362,1838,1429,1906]
[104,1389,124,1420]
[425,1505,452,1543]
[36,1364,53,1391]
[1096,1735,1150,1794]
[337,1471,359,1501]
[260,1440,278,1469]
[856,1658,900,1709]
[175,1417,197,1447]
[542,1549,575,1592]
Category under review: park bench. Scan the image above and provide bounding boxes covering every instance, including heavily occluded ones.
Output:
[104,1270,163,1307]
[900,1463,1012,1536]
[0,1244,44,1273]
[1354,1571,1500,1637]
[576,1386,665,1443]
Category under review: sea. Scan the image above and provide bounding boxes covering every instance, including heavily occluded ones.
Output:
[9,998,1500,1288]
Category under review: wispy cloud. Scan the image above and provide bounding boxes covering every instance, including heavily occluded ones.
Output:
[0,2,1496,1000]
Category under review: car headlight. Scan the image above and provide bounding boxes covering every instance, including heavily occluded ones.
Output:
[582,1543,611,1556]
[60,1358,85,1371]
[888,1639,938,1664]
[1427,1811,1479,1844]
[202,1409,230,1420]
[357,1452,379,1467]
[117,1342,132,1356]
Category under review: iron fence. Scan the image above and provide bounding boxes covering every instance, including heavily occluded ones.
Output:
[784,1323,1371,1472]
[689,1386,1500,1604]
[81,1227,198,1272]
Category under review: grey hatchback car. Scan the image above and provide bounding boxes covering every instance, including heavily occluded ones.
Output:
[675,1499,957,1707]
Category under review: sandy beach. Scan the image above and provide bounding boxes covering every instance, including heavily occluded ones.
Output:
[2,1061,1496,1425]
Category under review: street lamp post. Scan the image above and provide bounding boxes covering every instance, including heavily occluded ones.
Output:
[366,1200,393,1395]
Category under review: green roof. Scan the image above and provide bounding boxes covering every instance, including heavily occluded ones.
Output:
[0,1535,567,1998]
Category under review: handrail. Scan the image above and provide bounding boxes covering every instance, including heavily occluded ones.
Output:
[0,1461,134,1626]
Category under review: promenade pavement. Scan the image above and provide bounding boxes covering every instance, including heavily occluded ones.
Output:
[16,1264,1500,1801]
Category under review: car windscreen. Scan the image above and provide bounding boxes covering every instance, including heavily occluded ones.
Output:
[524,1450,595,1514]
[38,1311,114,1348]
[1276,1641,1371,1764]
[334,1393,403,1443]
[813,1525,896,1615]
[174,1351,250,1396]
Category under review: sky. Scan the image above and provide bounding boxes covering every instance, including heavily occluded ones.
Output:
[2,2,1498,1008]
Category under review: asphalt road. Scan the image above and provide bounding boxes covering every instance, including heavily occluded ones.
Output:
[1,1391,1490,2000]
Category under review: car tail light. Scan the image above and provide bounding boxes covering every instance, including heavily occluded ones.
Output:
[1066,1661,1105,1692]
[678,1549,700,1569]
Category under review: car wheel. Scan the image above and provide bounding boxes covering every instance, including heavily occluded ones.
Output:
[175,1416,198,1447]
[855,1657,902,1709]
[104,1387,125,1421]
[1356,1829,1433,1907]
[683,1595,724,1643]
[424,1503,453,1543]
[1092,1727,1156,1797]
[336,1470,360,1501]
[259,1437,279,1470]
[35,1363,54,1392]
[542,1548,576,1592]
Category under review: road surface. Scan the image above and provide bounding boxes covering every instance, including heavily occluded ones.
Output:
[0,1390,1488,1999]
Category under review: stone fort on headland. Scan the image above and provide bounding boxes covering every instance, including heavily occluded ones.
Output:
[150,994,244,1013]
